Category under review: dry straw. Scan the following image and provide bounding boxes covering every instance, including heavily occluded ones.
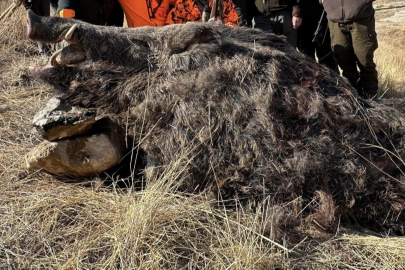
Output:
[0,2,17,22]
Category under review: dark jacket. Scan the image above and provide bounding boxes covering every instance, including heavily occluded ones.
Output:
[255,0,302,17]
[321,0,375,23]
[300,0,323,17]
[57,0,123,26]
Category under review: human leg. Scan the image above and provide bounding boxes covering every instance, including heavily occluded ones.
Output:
[232,0,251,26]
[316,27,339,72]
[351,16,379,98]
[297,15,317,59]
[328,20,360,90]
[253,15,273,32]
[271,10,296,47]
[23,0,50,16]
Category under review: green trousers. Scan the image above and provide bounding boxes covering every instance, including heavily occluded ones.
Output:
[328,16,378,99]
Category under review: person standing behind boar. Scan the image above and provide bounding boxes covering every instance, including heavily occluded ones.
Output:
[116,0,176,27]
[231,1,302,47]
[321,0,378,99]
[253,0,302,47]
[297,0,338,71]
[116,0,238,28]
[231,0,262,28]
[166,0,238,26]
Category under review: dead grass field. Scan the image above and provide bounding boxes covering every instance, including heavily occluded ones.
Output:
[1,1,405,269]
[375,34,405,98]
[375,2,405,98]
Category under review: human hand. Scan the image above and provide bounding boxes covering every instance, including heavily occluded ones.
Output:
[292,16,302,29]
[14,0,24,7]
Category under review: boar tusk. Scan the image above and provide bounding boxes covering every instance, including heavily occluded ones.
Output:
[50,49,63,66]
[64,23,78,42]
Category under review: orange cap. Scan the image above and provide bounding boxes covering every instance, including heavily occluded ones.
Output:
[59,9,75,18]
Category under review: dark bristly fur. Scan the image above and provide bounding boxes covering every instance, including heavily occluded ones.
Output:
[28,11,405,234]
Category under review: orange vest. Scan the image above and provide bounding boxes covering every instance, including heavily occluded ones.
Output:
[118,0,176,27]
[119,0,238,28]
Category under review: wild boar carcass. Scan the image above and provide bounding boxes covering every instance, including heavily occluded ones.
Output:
[27,10,405,233]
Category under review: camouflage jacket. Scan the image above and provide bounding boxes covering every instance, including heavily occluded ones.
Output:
[166,0,239,26]
[255,0,302,17]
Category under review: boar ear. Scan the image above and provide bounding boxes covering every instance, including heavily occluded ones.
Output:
[168,23,222,55]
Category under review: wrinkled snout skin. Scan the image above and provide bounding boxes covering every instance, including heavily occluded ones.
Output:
[27,10,74,43]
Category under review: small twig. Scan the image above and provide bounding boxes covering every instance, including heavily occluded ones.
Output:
[210,0,218,20]
[375,5,405,11]
[0,3,18,23]
[1,3,15,19]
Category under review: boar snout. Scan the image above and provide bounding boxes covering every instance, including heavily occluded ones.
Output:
[27,10,78,44]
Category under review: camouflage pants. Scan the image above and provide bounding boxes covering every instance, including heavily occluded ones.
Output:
[328,16,378,99]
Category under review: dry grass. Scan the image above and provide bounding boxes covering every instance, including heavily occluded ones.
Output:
[2,2,405,269]
[0,171,287,269]
[375,27,405,98]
